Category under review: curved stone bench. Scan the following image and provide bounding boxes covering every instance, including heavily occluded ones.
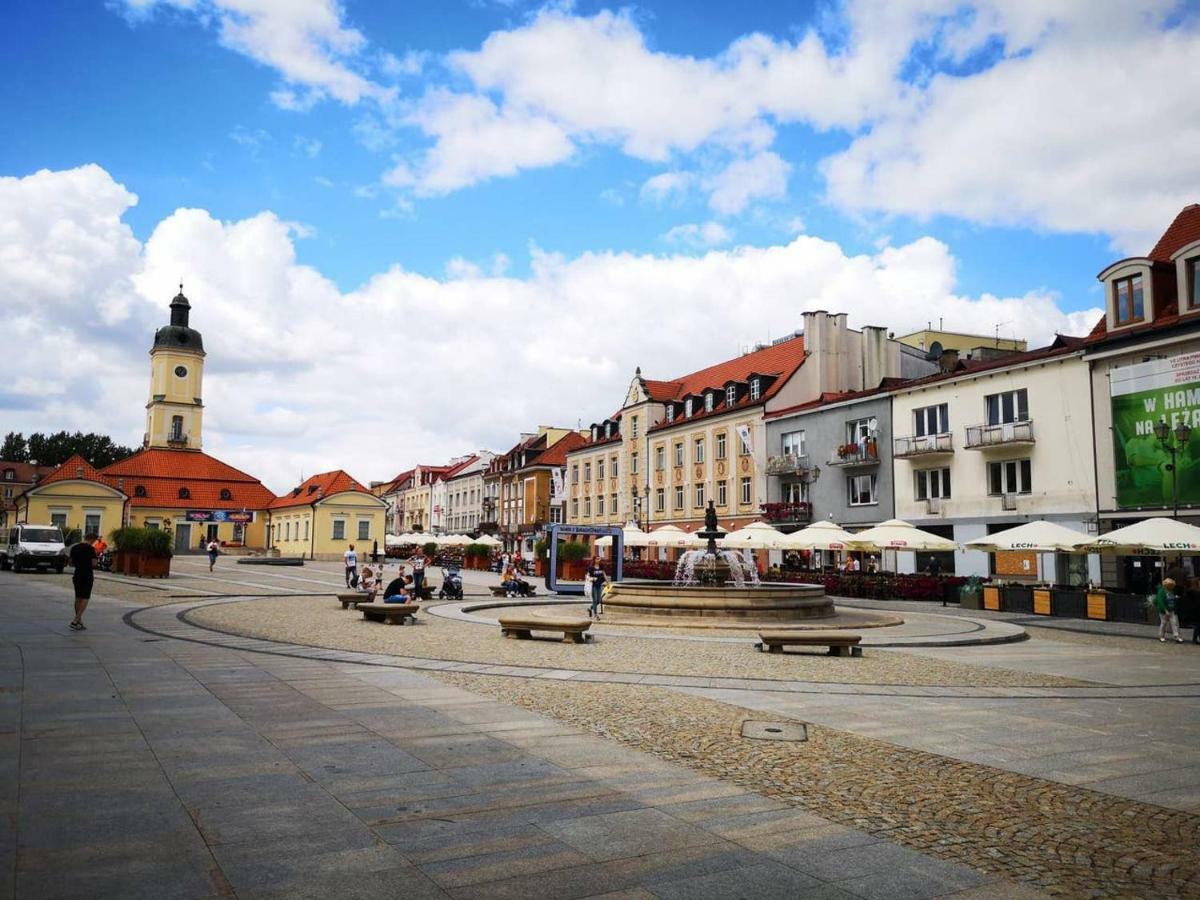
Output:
[498,615,592,643]
[358,602,420,625]
[337,593,374,609]
[756,630,862,657]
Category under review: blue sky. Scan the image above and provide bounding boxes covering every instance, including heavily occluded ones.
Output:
[2,1,1196,488]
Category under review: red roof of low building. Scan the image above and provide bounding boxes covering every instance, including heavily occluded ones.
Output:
[270,470,370,510]
[537,432,588,466]
[37,454,109,489]
[1148,204,1200,263]
[442,456,479,479]
[0,461,57,484]
[645,335,806,403]
[98,448,276,510]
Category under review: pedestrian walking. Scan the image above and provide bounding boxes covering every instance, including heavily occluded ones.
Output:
[69,533,97,631]
[206,538,220,572]
[344,544,358,587]
[586,555,606,618]
[1155,577,1183,643]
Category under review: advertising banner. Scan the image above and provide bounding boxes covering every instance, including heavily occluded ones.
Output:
[186,510,255,523]
[1110,352,1200,508]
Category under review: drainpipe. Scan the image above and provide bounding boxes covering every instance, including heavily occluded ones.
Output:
[309,501,316,561]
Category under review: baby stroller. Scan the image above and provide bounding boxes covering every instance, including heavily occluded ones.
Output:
[438,565,464,601]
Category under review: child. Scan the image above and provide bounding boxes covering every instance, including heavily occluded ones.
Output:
[1155,577,1183,643]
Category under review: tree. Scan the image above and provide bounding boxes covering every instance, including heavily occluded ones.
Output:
[1,432,29,462]
[5,431,134,468]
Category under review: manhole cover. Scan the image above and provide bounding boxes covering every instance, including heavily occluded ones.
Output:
[740,720,807,742]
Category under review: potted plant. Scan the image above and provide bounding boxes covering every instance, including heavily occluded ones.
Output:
[111,526,146,575]
[557,540,589,581]
[464,543,489,569]
[533,538,548,576]
[139,527,173,578]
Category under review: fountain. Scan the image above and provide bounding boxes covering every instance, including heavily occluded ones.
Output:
[603,501,841,624]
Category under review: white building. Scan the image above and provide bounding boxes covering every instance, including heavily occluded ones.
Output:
[440,452,496,533]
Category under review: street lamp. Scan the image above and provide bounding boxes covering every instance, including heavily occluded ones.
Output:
[1153,417,1193,518]
[631,489,641,530]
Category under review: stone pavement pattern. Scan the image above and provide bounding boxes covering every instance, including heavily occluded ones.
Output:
[1,573,1040,899]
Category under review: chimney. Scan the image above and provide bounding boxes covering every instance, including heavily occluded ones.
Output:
[938,349,960,372]
[860,326,890,389]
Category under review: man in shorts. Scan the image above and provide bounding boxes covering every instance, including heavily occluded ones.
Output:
[69,534,97,631]
[344,544,358,587]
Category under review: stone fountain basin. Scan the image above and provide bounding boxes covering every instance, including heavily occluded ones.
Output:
[605,581,833,620]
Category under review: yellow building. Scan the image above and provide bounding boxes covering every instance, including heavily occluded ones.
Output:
[269,470,387,560]
[895,327,1026,359]
[15,455,127,538]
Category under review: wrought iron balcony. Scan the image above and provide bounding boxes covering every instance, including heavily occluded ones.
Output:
[965,420,1035,450]
[827,440,880,468]
[760,501,812,525]
[766,453,810,476]
[893,432,954,459]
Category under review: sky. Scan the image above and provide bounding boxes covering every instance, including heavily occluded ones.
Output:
[2,0,1198,493]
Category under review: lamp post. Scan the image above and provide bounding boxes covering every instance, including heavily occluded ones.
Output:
[631,489,642,531]
[1153,417,1193,518]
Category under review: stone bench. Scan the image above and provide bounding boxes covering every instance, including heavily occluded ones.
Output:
[756,630,862,657]
[498,615,591,643]
[337,592,374,609]
[489,585,539,598]
[358,602,420,625]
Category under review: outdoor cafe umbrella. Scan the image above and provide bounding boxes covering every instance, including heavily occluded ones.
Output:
[595,524,652,548]
[473,534,503,547]
[438,534,472,546]
[718,521,788,550]
[1076,517,1200,554]
[778,520,859,551]
[963,520,1091,553]
[648,525,706,548]
[847,519,959,552]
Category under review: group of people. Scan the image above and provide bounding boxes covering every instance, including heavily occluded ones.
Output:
[344,543,432,607]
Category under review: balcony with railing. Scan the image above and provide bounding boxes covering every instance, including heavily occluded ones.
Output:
[893,432,954,459]
[827,439,880,468]
[965,420,1035,450]
[760,501,813,526]
[765,453,810,477]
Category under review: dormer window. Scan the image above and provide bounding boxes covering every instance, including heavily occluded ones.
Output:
[605,422,612,438]
[1187,256,1200,310]
[1114,274,1144,324]
[219,489,232,500]
[3,469,12,480]
[134,485,147,497]
[750,378,761,401]
[684,398,693,417]
[178,487,190,500]
[725,385,736,406]
[704,393,714,412]
[665,404,674,420]
[592,425,598,441]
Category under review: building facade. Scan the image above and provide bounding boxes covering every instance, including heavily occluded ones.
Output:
[14,455,127,539]
[269,470,387,560]
[441,452,495,533]
[1,461,56,527]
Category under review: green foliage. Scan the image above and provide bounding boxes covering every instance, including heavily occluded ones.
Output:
[142,528,173,558]
[2,431,134,468]
[111,526,146,553]
[61,527,82,546]
[534,539,547,559]
[557,540,590,562]
[464,543,490,557]
[110,526,172,557]
[422,541,438,556]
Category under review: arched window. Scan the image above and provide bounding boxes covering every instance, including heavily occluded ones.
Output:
[178,487,190,500]
[134,485,147,498]
[219,489,232,500]
[170,415,184,441]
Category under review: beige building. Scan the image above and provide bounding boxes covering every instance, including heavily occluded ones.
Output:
[896,327,1027,361]
[1,461,56,527]
[14,455,127,539]
[269,470,387,560]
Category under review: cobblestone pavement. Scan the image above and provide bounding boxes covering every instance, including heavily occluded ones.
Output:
[191,594,1085,687]
[436,673,1200,898]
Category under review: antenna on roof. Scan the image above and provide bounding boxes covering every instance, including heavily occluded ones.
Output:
[994,322,1009,348]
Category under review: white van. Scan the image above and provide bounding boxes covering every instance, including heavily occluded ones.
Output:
[1,524,68,573]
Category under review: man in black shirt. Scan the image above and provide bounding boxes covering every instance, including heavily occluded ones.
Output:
[69,535,97,631]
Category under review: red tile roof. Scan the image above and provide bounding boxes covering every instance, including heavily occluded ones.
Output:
[270,470,370,510]
[98,448,276,510]
[0,461,57,484]
[646,335,805,402]
[537,432,588,466]
[1148,204,1200,262]
[37,455,109,488]
[442,456,479,479]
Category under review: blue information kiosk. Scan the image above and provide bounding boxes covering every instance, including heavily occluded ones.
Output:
[543,523,624,595]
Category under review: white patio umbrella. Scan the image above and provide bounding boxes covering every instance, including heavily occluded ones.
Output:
[438,534,472,546]
[848,519,959,551]
[778,520,859,551]
[473,534,503,547]
[1077,517,1200,553]
[393,532,426,544]
[964,520,1091,553]
[648,525,706,548]
[595,524,652,548]
[718,521,788,550]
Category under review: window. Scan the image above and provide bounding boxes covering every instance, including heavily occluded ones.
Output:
[219,488,232,500]
[550,507,564,524]
[914,403,949,436]
[725,385,737,406]
[2,487,10,499]
[694,483,705,508]
[740,476,752,505]
[914,468,952,500]
[611,456,618,478]
[693,437,705,463]
[716,479,727,506]
[571,465,578,484]
[178,487,190,499]
[674,485,685,510]
[51,512,68,529]
[665,404,674,420]
[784,482,807,504]
[685,398,693,417]
[584,463,591,482]
[848,474,878,506]
[571,498,579,518]
[631,452,639,474]
[332,519,346,540]
[655,445,665,470]
[597,458,605,480]
[749,378,761,400]
[1188,257,1200,310]
[610,493,618,516]
[715,432,727,460]
[304,520,309,540]
[85,513,101,536]
[655,488,665,512]
[358,519,370,540]
[597,494,605,516]
[285,521,291,541]
[988,459,1032,495]
[3,469,12,480]
[781,430,805,457]
[704,393,714,412]
[674,442,684,467]
[631,416,639,438]
[1113,274,1144,324]
[134,484,147,497]
[584,497,592,516]
[846,418,873,443]
[170,415,183,440]
[985,389,1029,426]
[739,429,751,455]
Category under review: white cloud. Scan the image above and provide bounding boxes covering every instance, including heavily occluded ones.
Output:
[293,136,322,158]
[662,221,733,249]
[705,152,790,215]
[640,171,693,206]
[380,49,429,78]
[1,165,1103,493]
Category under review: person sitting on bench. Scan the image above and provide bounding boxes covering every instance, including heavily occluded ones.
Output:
[500,566,523,597]
[381,573,413,604]
[359,567,378,602]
